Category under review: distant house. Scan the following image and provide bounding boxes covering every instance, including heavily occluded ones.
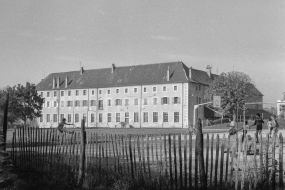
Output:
[36,61,263,128]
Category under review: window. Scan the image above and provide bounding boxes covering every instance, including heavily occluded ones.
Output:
[143,87,146,92]
[107,99,111,106]
[108,113,111,122]
[174,112,179,123]
[162,97,169,105]
[153,87,157,92]
[61,101,64,107]
[53,101,57,107]
[99,113,102,123]
[99,90,102,94]
[107,89,111,94]
[68,91,71,96]
[47,92,50,97]
[116,99,122,106]
[134,88,138,93]
[143,98,148,105]
[54,91,57,97]
[163,86,167,92]
[75,100,80,107]
[134,112,139,122]
[83,100,88,107]
[98,100,103,110]
[83,90,87,95]
[116,113,120,123]
[91,90,95,95]
[153,98,157,105]
[125,99,129,106]
[174,86,178,91]
[46,114,50,122]
[76,90,79,96]
[47,101,50,107]
[143,112,148,122]
[199,85,201,91]
[91,100,96,106]
[83,113,87,122]
[90,113,94,123]
[116,89,119,94]
[75,114,79,123]
[197,97,199,104]
[134,98,138,105]
[53,114,57,122]
[173,97,180,104]
[199,97,202,104]
[125,88,128,94]
[61,91,64,96]
[68,114,71,122]
[40,115,43,122]
[125,112,129,123]
[60,114,64,121]
[67,101,72,107]
[40,92,43,97]
[153,112,158,122]
[163,112,168,122]
[196,86,198,91]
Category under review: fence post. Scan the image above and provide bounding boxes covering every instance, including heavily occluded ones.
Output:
[78,119,86,185]
[279,133,283,189]
[2,93,9,151]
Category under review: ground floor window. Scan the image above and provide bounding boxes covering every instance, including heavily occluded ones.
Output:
[125,112,129,123]
[108,113,111,122]
[46,114,50,122]
[116,113,120,123]
[163,112,168,122]
[134,112,139,122]
[99,113,102,123]
[153,112,158,122]
[40,115,43,122]
[174,112,179,123]
[75,114,79,123]
[91,113,95,123]
[68,114,71,123]
[83,113,87,122]
[143,112,148,122]
[60,114,64,121]
[53,114,57,123]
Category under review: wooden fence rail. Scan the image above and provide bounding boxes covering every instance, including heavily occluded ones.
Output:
[10,127,285,190]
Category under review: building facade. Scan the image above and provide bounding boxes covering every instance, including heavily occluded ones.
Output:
[36,61,262,128]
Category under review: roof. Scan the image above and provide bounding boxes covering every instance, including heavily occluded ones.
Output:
[37,61,192,90]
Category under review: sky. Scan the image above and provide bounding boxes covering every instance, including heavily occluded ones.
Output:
[0,0,285,104]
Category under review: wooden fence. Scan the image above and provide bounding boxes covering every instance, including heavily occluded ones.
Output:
[10,127,285,190]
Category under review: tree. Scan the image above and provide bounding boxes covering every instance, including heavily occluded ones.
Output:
[204,71,256,118]
[14,82,44,126]
[1,82,44,127]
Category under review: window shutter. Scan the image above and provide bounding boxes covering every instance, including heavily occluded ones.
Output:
[161,97,163,105]
[167,97,170,104]
[178,97,181,104]
[172,97,174,104]
[70,101,73,107]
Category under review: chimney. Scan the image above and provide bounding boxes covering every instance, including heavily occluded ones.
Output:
[57,77,60,88]
[80,67,84,75]
[206,65,212,77]
[65,76,68,88]
[167,66,170,81]
[52,77,56,88]
[189,67,192,79]
[111,63,116,73]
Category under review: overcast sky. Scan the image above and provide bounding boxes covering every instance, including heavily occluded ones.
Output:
[0,1,284,104]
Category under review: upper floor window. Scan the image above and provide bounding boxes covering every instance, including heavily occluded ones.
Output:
[174,85,178,91]
[68,91,71,96]
[47,92,50,97]
[61,91,64,96]
[67,101,72,107]
[143,98,148,105]
[75,100,80,107]
[53,101,57,107]
[199,85,201,91]
[91,90,95,95]
[76,90,79,96]
[47,101,50,107]
[153,87,157,92]
[40,92,43,97]
[173,97,181,104]
[83,100,88,107]
[116,99,122,106]
[54,91,57,97]
[134,98,138,105]
[162,97,169,105]
[125,88,128,94]
[99,90,102,94]
[143,87,147,93]
[90,100,96,106]
[163,86,167,92]
[116,89,119,94]
[98,100,103,110]
[125,99,129,106]
[153,98,157,105]
[107,89,111,95]
[83,90,87,95]
[134,88,138,93]
[107,99,111,106]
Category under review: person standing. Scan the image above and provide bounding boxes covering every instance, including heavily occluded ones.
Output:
[251,113,264,143]
[267,117,275,138]
[242,120,250,142]
[272,115,280,146]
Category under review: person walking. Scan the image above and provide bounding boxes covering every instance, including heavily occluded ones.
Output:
[57,118,75,134]
[267,117,275,138]
[272,115,280,146]
[251,113,264,143]
[242,120,250,142]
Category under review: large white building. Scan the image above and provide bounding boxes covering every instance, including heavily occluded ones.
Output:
[36,61,261,128]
